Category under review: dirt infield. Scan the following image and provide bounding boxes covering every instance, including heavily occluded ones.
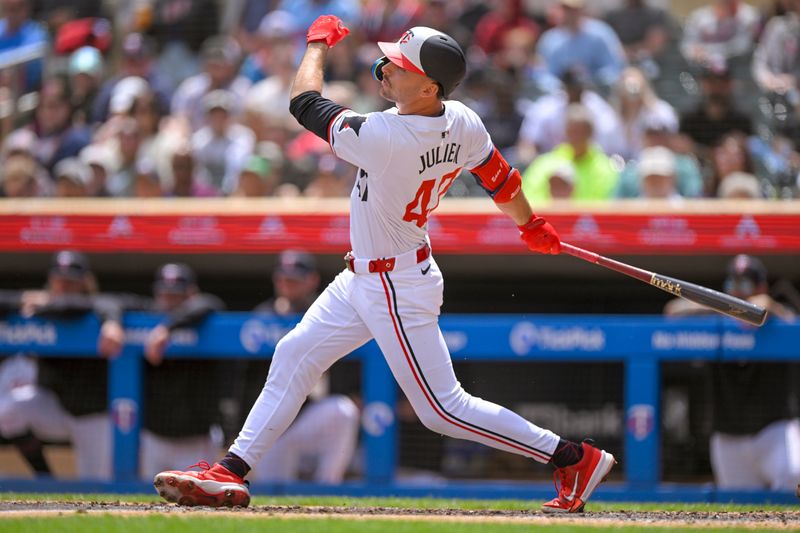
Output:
[1,501,799,528]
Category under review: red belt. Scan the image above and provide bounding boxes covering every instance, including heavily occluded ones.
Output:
[345,243,431,274]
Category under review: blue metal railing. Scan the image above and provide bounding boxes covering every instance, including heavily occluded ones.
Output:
[0,313,797,503]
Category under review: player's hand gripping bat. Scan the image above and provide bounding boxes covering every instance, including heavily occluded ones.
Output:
[561,243,767,326]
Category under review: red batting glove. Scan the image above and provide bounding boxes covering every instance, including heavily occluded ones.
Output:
[518,214,561,254]
[307,15,350,48]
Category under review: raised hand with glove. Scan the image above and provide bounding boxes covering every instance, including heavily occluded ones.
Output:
[306,15,350,48]
[518,214,561,255]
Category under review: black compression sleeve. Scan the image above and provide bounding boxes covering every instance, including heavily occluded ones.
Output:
[163,293,225,331]
[289,91,347,142]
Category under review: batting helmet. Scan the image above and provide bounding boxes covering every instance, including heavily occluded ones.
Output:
[372,27,466,98]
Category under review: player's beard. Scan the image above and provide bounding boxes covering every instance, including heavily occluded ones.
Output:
[378,79,396,103]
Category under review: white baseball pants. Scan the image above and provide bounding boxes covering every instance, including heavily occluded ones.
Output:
[230,256,560,471]
[0,386,112,480]
[711,418,800,490]
[70,413,112,480]
[252,395,360,483]
[139,430,219,480]
[0,385,72,442]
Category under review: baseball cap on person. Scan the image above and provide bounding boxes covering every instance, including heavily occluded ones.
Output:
[201,36,242,64]
[241,154,271,179]
[717,172,762,199]
[257,10,298,39]
[726,254,767,285]
[79,143,117,175]
[68,46,104,77]
[50,250,91,281]
[274,250,316,279]
[3,129,35,158]
[110,76,150,114]
[154,263,197,294]
[54,157,92,187]
[122,32,156,59]
[374,27,466,98]
[203,89,235,113]
[724,254,767,297]
[638,147,676,178]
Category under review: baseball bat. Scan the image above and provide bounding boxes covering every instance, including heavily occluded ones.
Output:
[560,243,767,326]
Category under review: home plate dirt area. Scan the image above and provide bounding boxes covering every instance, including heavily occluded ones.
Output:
[1,501,799,528]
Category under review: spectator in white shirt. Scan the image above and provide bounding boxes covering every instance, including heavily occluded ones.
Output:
[637,146,681,200]
[535,0,627,91]
[608,67,678,160]
[171,36,252,130]
[191,90,255,194]
[106,117,143,197]
[681,0,760,68]
[751,0,800,131]
[516,69,623,165]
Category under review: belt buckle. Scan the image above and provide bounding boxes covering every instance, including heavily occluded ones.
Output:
[368,257,395,273]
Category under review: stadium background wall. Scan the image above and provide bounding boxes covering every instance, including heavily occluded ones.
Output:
[0,200,800,500]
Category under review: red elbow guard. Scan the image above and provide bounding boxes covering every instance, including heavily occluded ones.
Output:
[493,168,522,203]
[471,147,522,203]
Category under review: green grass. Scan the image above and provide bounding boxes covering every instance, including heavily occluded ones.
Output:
[1,493,796,532]
[0,492,793,512]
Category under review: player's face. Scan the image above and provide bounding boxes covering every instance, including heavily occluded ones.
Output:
[48,275,87,296]
[273,272,319,303]
[723,276,760,299]
[155,290,190,312]
[378,61,437,105]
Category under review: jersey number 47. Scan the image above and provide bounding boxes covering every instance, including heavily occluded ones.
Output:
[403,168,461,228]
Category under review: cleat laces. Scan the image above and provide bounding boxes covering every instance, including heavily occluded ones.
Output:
[187,460,212,471]
[553,468,569,498]
[183,460,250,488]
[553,467,579,503]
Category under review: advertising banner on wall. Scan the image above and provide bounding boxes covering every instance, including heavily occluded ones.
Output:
[0,213,798,254]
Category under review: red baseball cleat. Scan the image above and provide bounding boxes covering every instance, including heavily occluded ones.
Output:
[153,460,250,507]
[541,440,616,513]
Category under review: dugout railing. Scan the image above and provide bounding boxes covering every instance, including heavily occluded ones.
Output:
[0,312,797,505]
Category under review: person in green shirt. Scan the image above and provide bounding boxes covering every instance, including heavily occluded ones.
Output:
[522,103,619,201]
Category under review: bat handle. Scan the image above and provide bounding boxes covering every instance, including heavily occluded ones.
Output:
[561,242,599,263]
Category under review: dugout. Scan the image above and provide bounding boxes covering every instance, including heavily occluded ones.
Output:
[0,198,798,497]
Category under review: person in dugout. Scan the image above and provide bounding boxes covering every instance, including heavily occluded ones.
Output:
[665,254,799,490]
[245,250,360,484]
[132,262,228,480]
[0,250,124,479]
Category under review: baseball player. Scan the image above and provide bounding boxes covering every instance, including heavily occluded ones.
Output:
[665,255,800,490]
[250,250,360,484]
[155,17,615,512]
[0,250,125,480]
[136,263,227,480]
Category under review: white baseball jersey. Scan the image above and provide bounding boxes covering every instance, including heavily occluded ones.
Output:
[328,100,493,258]
[166,26,614,504]
[231,98,562,472]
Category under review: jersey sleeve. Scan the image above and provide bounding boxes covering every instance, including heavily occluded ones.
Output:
[328,109,390,171]
[461,109,494,171]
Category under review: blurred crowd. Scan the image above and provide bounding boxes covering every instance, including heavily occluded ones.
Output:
[0,0,798,201]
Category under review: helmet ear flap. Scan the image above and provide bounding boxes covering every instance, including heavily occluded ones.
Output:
[371,56,390,82]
